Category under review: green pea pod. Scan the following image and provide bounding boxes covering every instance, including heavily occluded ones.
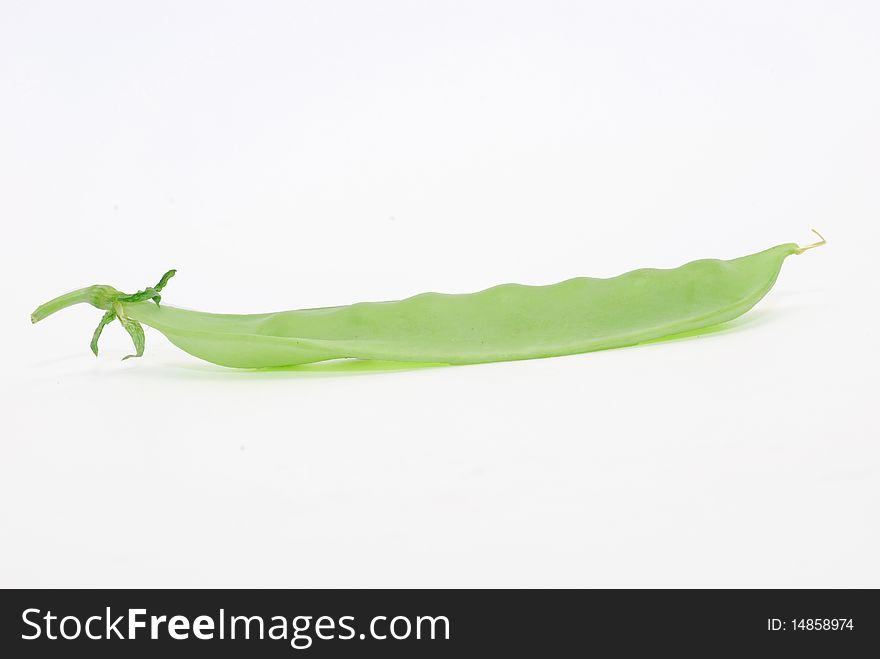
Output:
[31,232,825,369]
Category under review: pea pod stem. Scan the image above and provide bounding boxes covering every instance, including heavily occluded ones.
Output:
[31,270,176,358]
[30,285,121,324]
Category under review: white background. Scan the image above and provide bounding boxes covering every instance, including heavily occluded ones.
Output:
[1,1,878,587]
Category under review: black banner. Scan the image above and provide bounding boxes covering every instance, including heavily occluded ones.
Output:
[1,589,876,656]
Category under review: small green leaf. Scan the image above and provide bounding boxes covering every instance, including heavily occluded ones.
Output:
[118,316,145,360]
[119,269,177,305]
[90,310,117,356]
[153,269,176,293]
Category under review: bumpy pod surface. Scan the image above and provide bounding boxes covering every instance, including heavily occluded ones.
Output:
[32,236,822,369]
